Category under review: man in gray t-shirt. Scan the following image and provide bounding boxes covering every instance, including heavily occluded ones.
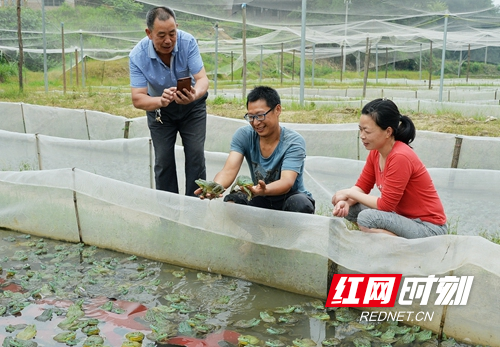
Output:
[195,86,315,214]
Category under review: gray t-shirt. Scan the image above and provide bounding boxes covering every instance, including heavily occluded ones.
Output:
[230,125,312,198]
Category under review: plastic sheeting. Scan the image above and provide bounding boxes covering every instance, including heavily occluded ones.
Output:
[0,102,500,346]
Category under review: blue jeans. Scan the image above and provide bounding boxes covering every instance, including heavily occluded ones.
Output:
[346,203,447,239]
[147,93,207,196]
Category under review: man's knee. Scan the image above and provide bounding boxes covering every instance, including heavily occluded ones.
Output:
[224,191,249,205]
[283,194,315,214]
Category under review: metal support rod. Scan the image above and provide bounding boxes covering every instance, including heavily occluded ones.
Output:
[428,41,433,89]
[299,0,306,105]
[75,49,79,87]
[362,37,370,98]
[342,0,350,73]
[260,45,263,83]
[214,22,218,96]
[61,23,66,94]
[281,42,284,85]
[466,44,471,83]
[419,43,422,80]
[16,0,23,91]
[340,44,344,82]
[241,4,247,100]
[438,11,449,102]
[42,0,48,92]
[80,30,85,88]
[312,43,315,87]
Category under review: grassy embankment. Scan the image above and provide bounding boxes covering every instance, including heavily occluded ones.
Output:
[2,57,500,136]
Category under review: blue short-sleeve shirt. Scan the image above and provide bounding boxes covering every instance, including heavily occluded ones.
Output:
[129,30,204,97]
[230,125,312,197]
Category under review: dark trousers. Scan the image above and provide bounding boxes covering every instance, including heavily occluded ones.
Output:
[147,96,207,196]
[224,190,315,214]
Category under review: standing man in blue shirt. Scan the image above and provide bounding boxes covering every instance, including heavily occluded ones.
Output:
[129,6,209,196]
[195,86,315,214]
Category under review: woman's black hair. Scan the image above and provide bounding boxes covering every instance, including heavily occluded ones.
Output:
[146,7,176,31]
[361,98,416,146]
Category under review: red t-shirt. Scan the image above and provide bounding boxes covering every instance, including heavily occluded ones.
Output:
[355,141,446,225]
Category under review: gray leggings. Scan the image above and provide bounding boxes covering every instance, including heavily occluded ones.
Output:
[346,203,447,239]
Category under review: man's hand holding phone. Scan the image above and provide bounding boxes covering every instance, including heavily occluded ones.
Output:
[175,77,194,104]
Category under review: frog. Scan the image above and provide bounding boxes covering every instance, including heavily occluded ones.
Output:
[353,337,371,347]
[378,328,397,343]
[194,313,209,320]
[2,337,38,347]
[195,179,225,198]
[82,335,105,347]
[147,324,174,344]
[265,339,285,347]
[310,312,330,321]
[197,272,212,281]
[391,325,411,335]
[277,314,298,324]
[321,337,341,346]
[16,324,37,340]
[81,325,100,336]
[260,311,276,323]
[53,331,77,343]
[348,321,376,331]
[230,175,254,201]
[334,307,358,322]
[172,270,185,278]
[266,327,287,335]
[308,299,326,310]
[292,338,317,347]
[164,294,182,303]
[67,299,86,319]
[233,318,260,328]
[125,332,145,342]
[394,332,415,346]
[238,335,260,346]
[194,323,216,334]
[415,329,433,342]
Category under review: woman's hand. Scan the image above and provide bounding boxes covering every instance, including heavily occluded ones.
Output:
[332,188,350,205]
[332,200,350,217]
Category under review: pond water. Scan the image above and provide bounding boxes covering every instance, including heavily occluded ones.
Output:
[0,228,468,347]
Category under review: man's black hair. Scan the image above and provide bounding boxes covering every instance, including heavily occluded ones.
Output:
[146,7,176,31]
[246,86,281,109]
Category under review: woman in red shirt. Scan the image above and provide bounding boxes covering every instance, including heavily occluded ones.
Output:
[332,98,447,238]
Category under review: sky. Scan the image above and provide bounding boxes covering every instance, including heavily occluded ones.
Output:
[494,0,500,6]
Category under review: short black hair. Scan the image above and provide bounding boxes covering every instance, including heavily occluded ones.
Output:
[246,86,281,109]
[146,7,176,31]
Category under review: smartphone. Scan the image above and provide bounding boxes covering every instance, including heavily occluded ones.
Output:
[176,77,192,96]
